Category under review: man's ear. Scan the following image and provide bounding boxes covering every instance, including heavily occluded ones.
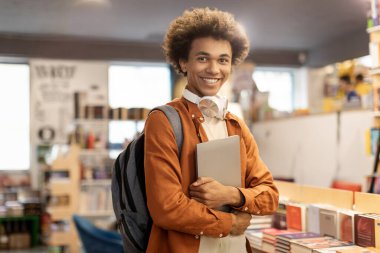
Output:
[179,59,187,73]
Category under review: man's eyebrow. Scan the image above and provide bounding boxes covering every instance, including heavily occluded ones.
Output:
[195,51,231,58]
[220,54,231,58]
[195,51,210,56]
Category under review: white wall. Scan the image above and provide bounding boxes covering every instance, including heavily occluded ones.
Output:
[252,110,373,188]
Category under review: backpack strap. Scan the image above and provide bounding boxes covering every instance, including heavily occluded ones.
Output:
[151,105,183,158]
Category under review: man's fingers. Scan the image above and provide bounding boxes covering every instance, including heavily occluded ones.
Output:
[189,190,204,199]
[191,177,214,187]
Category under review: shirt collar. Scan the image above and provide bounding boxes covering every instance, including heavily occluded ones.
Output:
[182,89,228,120]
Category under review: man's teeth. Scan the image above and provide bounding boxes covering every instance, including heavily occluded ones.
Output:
[202,78,218,83]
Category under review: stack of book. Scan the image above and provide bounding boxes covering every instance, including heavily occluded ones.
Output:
[314,245,375,253]
[262,228,295,253]
[245,215,273,250]
[245,230,263,250]
[290,236,353,253]
[276,232,321,253]
[248,215,273,230]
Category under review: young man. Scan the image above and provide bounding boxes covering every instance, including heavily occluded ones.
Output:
[144,7,279,253]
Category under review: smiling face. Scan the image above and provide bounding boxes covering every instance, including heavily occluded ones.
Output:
[179,37,232,97]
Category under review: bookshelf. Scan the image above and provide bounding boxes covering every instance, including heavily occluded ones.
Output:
[275,180,354,209]
[368,0,380,191]
[354,191,380,213]
[368,26,380,114]
[270,181,380,250]
[45,144,81,253]
[71,94,149,223]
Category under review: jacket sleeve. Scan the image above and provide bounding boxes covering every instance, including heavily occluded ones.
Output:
[233,118,279,215]
[144,110,233,237]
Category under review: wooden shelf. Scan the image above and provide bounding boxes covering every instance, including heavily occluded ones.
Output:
[48,181,79,195]
[274,181,353,210]
[369,68,380,75]
[74,118,108,124]
[49,231,72,244]
[81,179,111,187]
[45,145,81,253]
[78,210,114,217]
[367,26,380,33]
[354,192,380,213]
[48,207,77,220]
[79,149,109,155]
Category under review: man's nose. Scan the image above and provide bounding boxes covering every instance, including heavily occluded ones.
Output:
[206,61,219,74]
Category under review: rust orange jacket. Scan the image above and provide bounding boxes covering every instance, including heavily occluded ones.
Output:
[144,97,279,253]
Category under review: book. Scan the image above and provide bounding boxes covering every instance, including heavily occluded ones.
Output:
[314,245,368,253]
[262,241,275,253]
[286,202,308,232]
[370,128,380,156]
[307,204,332,235]
[273,201,288,230]
[250,215,273,224]
[370,42,380,68]
[277,232,322,242]
[291,237,353,253]
[245,230,263,249]
[196,135,241,187]
[276,232,321,253]
[262,228,294,248]
[319,207,338,238]
[337,209,358,243]
[248,215,273,230]
[354,213,380,248]
[366,175,380,194]
[74,91,87,119]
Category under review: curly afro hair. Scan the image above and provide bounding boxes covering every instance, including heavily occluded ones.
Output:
[163,7,250,75]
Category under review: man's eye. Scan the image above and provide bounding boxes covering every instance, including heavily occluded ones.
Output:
[197,57,207,62]
[219,58,229,64]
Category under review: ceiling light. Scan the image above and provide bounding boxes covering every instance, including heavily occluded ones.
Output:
[74,0,111,7]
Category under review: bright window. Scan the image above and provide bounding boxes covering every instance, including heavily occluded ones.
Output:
[253,68,295,112]
[108,63,172,153]
[109,63,171,109]
[0,64,30,170]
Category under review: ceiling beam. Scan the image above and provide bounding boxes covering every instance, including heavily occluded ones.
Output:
[0,33,352,67]
[0,34,165,62]
[307,28,369,67]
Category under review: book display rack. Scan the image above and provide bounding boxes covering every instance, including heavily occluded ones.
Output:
[257,180,380,253]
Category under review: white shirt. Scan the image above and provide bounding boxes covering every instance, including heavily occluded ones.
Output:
[183,89,247,253]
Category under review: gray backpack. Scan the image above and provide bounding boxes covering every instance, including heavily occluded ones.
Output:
[111,105,183,253]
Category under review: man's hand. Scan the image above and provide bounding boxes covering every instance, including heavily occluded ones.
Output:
[189,177,242,209]
[230,211,252,235]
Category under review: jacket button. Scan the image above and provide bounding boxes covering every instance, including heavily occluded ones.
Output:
[244,207,248,211]
[219,234,223,238]
[195,235,199,239]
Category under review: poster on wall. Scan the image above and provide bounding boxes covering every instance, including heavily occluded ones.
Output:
[30,59,108,145]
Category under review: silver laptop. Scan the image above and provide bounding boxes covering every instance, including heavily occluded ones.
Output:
[196,135,241,187]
